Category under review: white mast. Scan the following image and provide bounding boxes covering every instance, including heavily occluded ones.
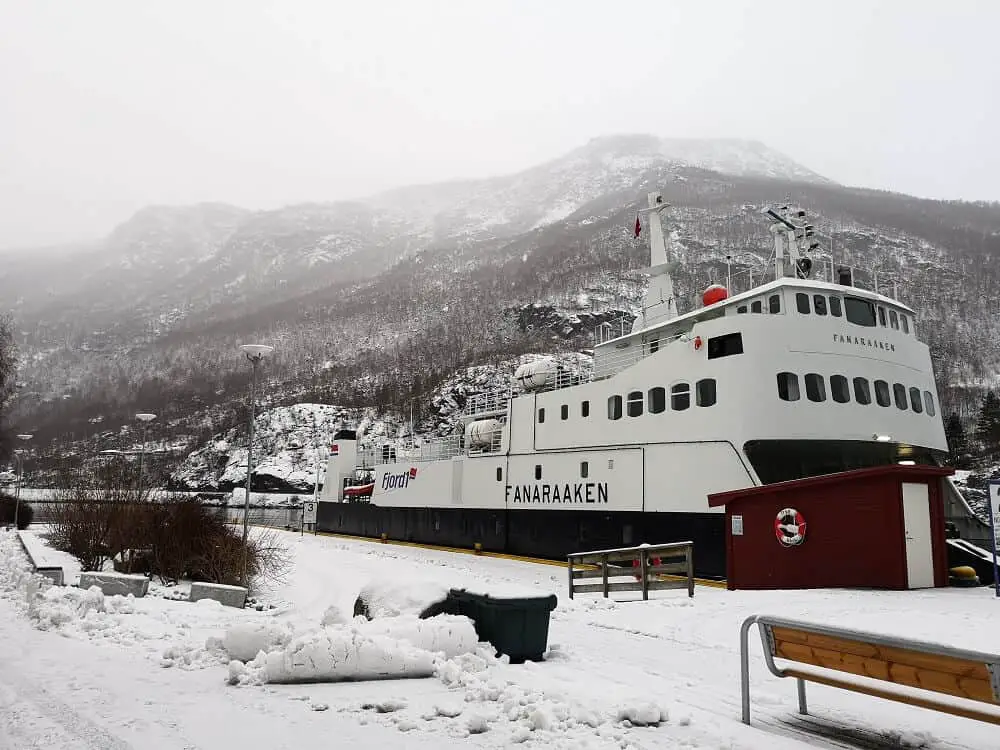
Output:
[631,192,677,333]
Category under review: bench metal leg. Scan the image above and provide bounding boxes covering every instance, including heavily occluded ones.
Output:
[740,616,756,724]
[797,677,808,715]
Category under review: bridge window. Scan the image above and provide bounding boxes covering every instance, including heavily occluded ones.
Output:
[627,390,643,417]
[901,315,910,334]
[649,337,659,353]
[561,404,568,420]
[813,295,827,316]
[769,294,781,313]
[707,332,743,359]
[580,461,589,479]
[581,400,590,417]
[878,306,888,327]
[830,375,850,403]
[924,390,936,416]
[751,300,762,313]
[608,395,622,420]
[909,387,923,414]
[829,296,842,317]
[535,465,542,480]
[844,297,876,327]
[853,377,872,405]
[737,305,747,314]
[796,293,810,314]
[893,383,908,410]
[777,372,800,401]
[671,383,690,411]
[890,310,899,330]
[805,373,827,402]
[537,408,545,424]
[648,387,666,414]
[696,379,717,407]
[874,380,891,407]
[496,467,502,481]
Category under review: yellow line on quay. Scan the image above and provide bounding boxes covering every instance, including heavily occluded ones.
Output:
[268,524,728,589]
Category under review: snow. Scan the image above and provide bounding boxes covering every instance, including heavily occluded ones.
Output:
[355,578,448,618]
[2,527,1000,749]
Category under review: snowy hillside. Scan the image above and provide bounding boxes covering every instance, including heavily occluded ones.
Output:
[7,134,1000,472]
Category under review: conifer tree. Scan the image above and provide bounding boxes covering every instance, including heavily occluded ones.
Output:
[974,390,1000,458]
[943,412,968,464]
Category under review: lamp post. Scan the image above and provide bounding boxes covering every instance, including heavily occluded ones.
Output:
[239,344,274,589]
[135,413,156,497]
[13,433,33,530]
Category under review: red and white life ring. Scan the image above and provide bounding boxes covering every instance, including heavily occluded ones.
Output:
[774,507,806,547]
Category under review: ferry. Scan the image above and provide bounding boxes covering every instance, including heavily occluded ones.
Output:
[317,191,985,577]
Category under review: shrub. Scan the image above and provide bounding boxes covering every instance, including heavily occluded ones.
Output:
[0,492,33,529]
[47,475,288,591]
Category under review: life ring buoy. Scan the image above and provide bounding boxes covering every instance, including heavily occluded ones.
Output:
[774,507,806,547]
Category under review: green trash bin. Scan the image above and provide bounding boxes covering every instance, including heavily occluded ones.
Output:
[421,588,557,664]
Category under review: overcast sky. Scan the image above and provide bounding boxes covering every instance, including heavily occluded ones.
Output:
[1,0,996,249]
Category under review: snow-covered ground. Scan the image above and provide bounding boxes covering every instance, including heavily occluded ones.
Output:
[2,527,999,749]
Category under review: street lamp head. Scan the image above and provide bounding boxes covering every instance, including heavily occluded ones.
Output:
[240,344,274,360]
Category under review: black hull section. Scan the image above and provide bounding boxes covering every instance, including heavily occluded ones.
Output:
[316,503,726,579]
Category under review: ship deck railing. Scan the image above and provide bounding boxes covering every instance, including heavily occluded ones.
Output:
[357,428,504,466]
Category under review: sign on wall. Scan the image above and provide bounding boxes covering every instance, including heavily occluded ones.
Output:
[731,515,744,536]
[988,482,1000,598]
[774,508,806,547]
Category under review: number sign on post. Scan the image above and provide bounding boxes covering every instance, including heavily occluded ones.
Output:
[989,481,1000,598]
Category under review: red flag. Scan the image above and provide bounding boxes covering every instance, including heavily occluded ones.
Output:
[633,214,641,238]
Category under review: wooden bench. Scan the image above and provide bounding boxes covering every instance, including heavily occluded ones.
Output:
[740,614,1000,726]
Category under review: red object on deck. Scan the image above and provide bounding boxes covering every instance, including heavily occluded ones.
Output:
[343,482,375,498]
[702,284,729,306]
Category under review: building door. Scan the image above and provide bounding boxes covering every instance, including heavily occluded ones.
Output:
[901,483,934,589]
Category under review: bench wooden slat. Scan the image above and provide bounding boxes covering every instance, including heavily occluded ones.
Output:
[772,630,998,705]
[782,668,1000,726]
[773,627,991,679]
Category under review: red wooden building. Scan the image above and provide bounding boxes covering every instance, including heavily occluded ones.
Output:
[707,465,954,591]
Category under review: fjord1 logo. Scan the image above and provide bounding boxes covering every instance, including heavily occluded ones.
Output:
[382,467,418,491]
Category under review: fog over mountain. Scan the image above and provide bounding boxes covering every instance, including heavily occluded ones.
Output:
[1,1,997,248]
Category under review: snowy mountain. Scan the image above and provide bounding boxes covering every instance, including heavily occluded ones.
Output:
[6,134,1000,477]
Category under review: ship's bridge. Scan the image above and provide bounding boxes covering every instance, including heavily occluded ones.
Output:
[593,277,919,381]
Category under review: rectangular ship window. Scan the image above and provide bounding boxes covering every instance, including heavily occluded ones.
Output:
[707,332,743,359]
[608,395,622,420]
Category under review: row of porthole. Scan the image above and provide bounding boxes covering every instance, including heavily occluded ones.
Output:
[608,380,717,420]
[776,371,935,416]
[496,460,597,481]
[536,379,719,424]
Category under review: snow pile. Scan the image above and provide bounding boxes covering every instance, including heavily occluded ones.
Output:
[354,578,448,619]
[231,614,478,685]
[222,621,294,662]
[430,647,676,744]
